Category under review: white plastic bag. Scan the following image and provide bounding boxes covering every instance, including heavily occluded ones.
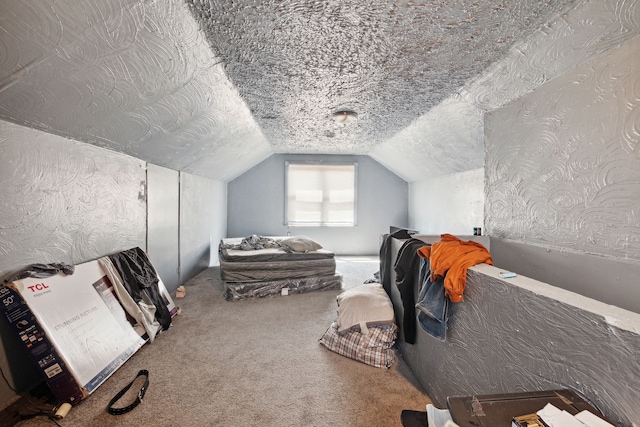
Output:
[426,404,460,427]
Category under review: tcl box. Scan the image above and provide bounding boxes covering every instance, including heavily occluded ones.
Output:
[1,260,147,404]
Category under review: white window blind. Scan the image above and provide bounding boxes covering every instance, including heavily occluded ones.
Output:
[285,162,357,227]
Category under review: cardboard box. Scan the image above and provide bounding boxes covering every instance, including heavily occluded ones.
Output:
[1,260,147,404]
[158,278,178,319]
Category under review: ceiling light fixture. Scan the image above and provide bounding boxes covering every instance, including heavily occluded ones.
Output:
[332,110,358,125]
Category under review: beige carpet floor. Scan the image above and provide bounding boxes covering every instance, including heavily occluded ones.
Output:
[16,256,430,427]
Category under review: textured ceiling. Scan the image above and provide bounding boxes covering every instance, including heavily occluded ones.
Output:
[0,0,637,181]
[187,0,576,153]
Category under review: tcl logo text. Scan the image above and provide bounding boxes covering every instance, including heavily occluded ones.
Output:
[28,283,49,292]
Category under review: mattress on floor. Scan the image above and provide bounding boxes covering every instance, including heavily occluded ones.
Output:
[220,257,337,281]
[219,237,335,263]
[224,273,343,301]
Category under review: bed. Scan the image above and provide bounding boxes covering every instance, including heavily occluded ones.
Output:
[219,235,343,300]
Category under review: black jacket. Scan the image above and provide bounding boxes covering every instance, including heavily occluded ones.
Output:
[394,238,429,344]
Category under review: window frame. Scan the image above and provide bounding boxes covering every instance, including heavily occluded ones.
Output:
[284,161,358,227]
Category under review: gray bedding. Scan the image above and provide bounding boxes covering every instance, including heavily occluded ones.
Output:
[224,274,343,301]
[219,237,335,263]
[220,257,336,281]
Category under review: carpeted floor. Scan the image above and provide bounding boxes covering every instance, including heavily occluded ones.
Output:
[15,256,430,426]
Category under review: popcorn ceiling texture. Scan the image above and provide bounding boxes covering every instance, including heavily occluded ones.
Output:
[187,0,577,155]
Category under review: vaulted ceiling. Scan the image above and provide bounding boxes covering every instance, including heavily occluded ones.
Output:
[0,0,637,181]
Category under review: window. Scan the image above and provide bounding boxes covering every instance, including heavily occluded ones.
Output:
[285,162,357,227]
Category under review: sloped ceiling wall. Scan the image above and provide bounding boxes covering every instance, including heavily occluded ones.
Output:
[0,0,271,181]
[0,0,638,182]
[372,0,640,180]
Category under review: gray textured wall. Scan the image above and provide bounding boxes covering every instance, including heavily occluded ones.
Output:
[227,154,408,255]
[485,35,640,261]
[0,120,147,407]
[484,35,640,315]
[398,264,640,427]
[386,237,640,426]
[0,121,147,282]
[0,120,225,407]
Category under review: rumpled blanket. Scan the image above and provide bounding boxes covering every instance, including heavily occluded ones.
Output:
[221,235,283,251]
[5,262,75,283]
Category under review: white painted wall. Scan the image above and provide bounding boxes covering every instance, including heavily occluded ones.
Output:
[180,173,226,274]
[408,168,484,235]
[227,154,408,255]
[147,164,181,291]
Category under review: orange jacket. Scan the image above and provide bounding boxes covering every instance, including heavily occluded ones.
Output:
[417,234,492,303]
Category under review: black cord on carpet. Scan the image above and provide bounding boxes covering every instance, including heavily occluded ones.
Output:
[0,364,64,427]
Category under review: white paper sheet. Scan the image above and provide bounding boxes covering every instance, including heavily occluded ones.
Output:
[537,403,585,427]
[575,410,614,427]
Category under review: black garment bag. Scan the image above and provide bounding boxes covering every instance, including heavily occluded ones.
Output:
[109,247,172,331]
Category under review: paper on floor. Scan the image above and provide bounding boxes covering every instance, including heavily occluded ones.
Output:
[575,410,614,427]
[537,403,614,427]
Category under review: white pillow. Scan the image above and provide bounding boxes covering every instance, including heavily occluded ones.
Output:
[336,283,395,333]
[279,236,322,253]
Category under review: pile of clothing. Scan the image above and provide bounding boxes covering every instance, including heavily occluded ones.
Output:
[391,234,492,343]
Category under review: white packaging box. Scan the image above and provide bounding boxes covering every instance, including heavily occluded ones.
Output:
[1,260,146,404]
